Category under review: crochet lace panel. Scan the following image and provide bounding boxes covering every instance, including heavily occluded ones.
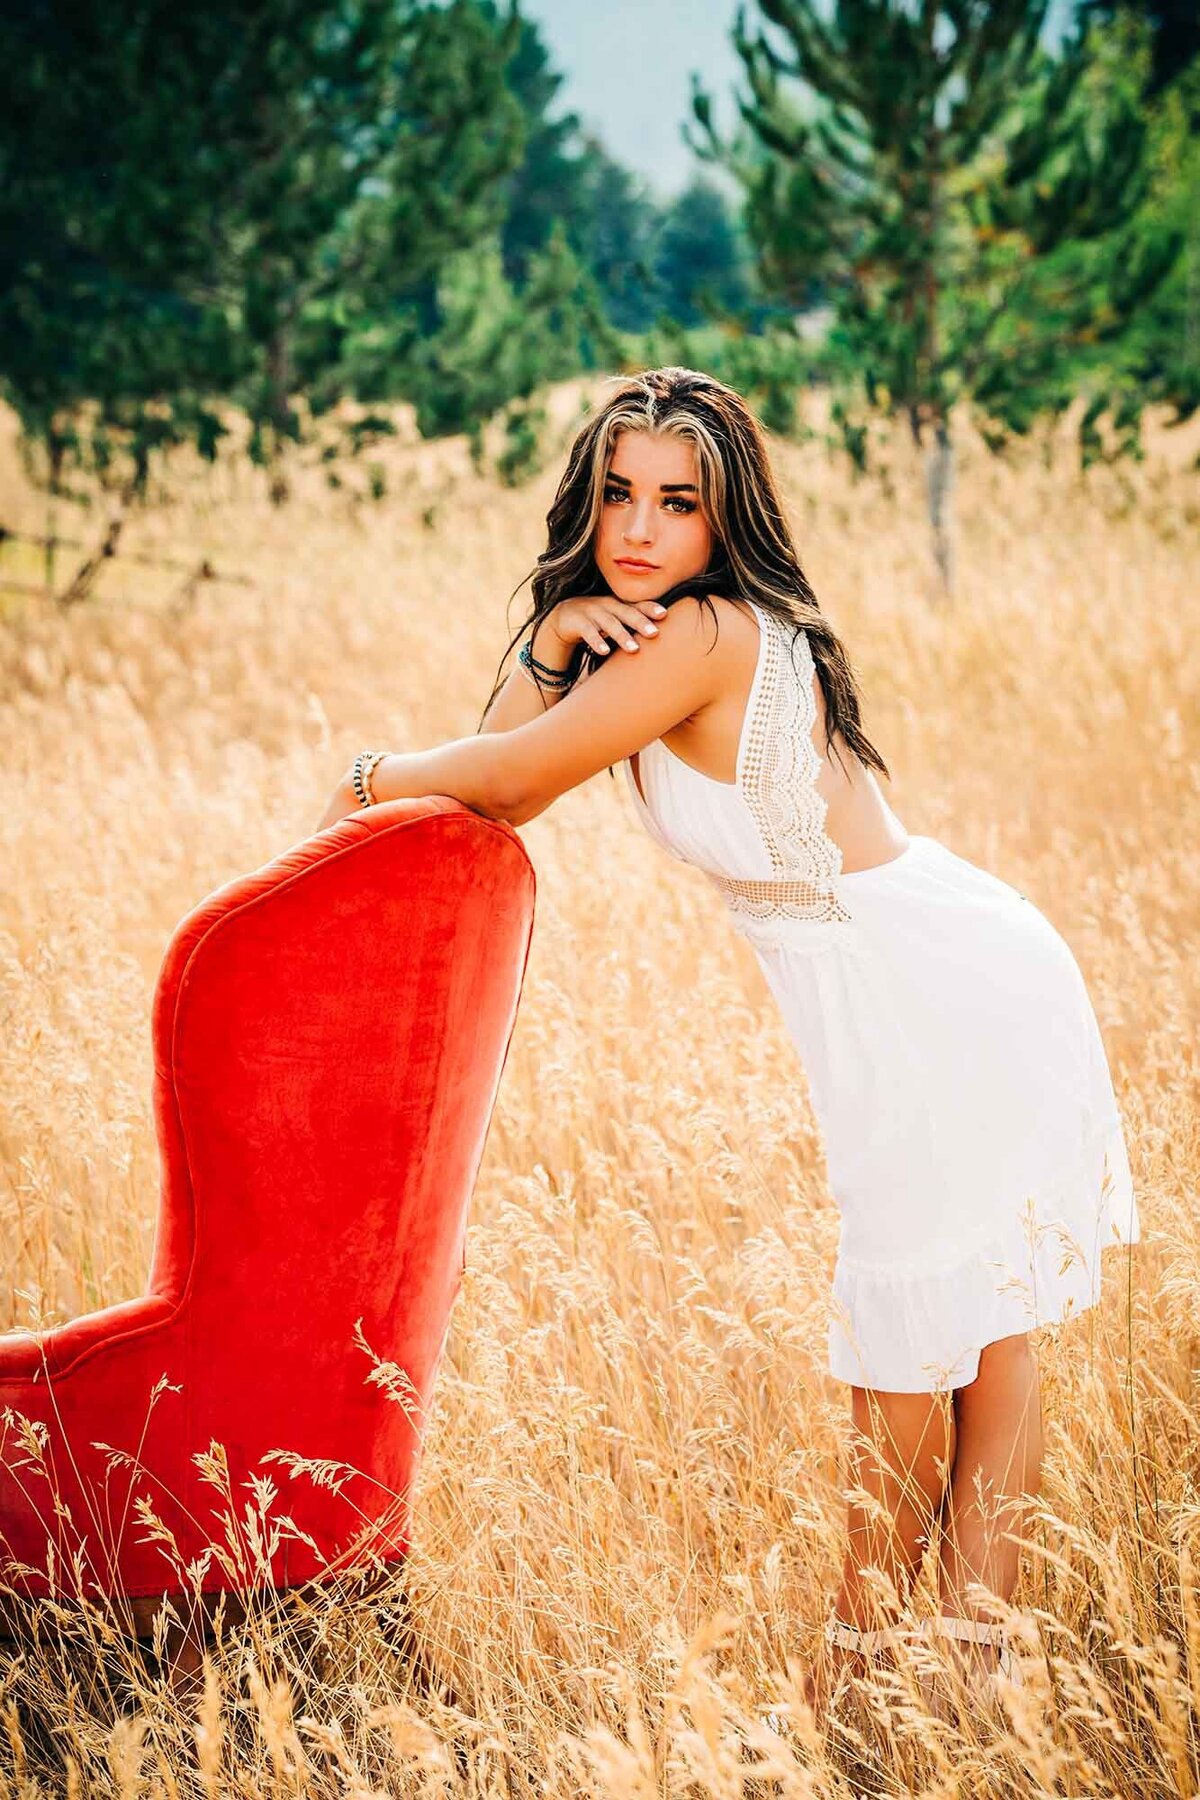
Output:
[716,607,852,925]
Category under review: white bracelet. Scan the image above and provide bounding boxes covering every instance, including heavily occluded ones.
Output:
[352,749,388,806]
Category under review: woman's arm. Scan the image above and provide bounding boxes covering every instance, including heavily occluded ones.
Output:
[478,618,574,734]
[386,597,727,823]
[314,620,575,831]
[315,597,726,832]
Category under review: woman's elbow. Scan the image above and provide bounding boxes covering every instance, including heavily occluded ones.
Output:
[468,778,544,826]
[504,791,553,827]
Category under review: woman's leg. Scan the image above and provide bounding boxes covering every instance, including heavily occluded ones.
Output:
[838,1383,957,1622]
[804,1383,956,1712]
[937,1331,1044,1673]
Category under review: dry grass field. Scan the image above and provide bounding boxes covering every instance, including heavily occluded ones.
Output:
[0,380,1197,1795]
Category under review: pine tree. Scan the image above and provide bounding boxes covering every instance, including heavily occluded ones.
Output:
[654,177,760,329]
[0,0,528,507]
[1074,6,1200,448]
[689,0,1185,595]
[1083,0,1200,99]
[396,223,621,476]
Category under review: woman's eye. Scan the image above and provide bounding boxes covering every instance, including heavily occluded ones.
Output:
[604,486,695,515]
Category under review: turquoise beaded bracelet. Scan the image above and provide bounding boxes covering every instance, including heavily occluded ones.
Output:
[518,639,572,687]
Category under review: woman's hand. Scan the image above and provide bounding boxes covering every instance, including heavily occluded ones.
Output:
[547,595,667,662]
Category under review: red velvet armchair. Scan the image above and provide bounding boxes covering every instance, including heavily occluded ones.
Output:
[0,797,535,1606]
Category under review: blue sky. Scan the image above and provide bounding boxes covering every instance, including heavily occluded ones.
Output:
[517,0,745,202]
[517,0,1080,202]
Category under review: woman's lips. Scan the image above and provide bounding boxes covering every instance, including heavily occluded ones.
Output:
[616,559,659,571]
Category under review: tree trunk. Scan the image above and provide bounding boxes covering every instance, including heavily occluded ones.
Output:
[44,436,65,596]
[266,326,293,506]
[925,415,955,602]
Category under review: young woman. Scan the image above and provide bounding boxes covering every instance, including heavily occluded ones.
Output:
[316,366,1140,1718]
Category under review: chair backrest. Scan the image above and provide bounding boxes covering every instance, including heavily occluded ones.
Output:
[0,797,536,1597]
[148,795,537,1451]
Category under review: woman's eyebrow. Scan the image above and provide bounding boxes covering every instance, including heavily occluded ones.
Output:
[606,472,698,492]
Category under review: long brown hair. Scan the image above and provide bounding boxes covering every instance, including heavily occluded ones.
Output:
[480,365,889,783]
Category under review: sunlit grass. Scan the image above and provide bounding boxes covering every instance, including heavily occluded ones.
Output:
[0,382,1196,1794]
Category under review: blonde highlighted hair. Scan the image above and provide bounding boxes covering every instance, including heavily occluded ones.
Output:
[482,365,889,782]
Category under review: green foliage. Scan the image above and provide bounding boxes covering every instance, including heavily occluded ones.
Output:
[494,398,549,487]
[395,224,622,477]
[483,0,588,289]
[0,0,831,507]
[0,0,773,501]
[654,178,763,329]
[0,0,528,499]
[623,315,822,445]
[473,8,791,363]
[1081,0,1200,100]
[1071,31,1200,459]
[566,144,670,333]
[690,0,1187,470]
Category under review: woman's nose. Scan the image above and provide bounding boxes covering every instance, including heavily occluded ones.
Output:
[623,506,655,544]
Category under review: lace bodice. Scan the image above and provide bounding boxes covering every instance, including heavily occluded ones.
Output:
[623,599,856,942]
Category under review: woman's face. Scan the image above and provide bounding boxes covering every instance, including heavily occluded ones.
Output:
[594,429,713,601]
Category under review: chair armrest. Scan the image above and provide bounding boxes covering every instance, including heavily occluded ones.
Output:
[0,1295,177,1383]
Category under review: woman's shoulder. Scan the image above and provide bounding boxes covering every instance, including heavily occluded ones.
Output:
[662,590,760,641]
[655,595,763,707]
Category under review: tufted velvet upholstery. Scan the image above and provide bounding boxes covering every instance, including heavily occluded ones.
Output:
[0,798,535,1601]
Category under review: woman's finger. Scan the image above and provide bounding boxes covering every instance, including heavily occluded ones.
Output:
[624,601,667,629]
[600,609,643,651]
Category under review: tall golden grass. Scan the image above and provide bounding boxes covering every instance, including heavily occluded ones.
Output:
[0,381,1196,1794]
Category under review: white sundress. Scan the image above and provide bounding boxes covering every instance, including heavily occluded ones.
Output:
[623,598,1140,1393]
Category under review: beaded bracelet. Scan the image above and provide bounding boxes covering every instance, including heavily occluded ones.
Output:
[352,749,388,806]
[521,636,572,680]
[515,655,548,691]
[518,639,572,688]
[527,641,569,677]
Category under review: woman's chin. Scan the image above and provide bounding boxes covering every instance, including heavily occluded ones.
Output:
[607,572,668,601]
